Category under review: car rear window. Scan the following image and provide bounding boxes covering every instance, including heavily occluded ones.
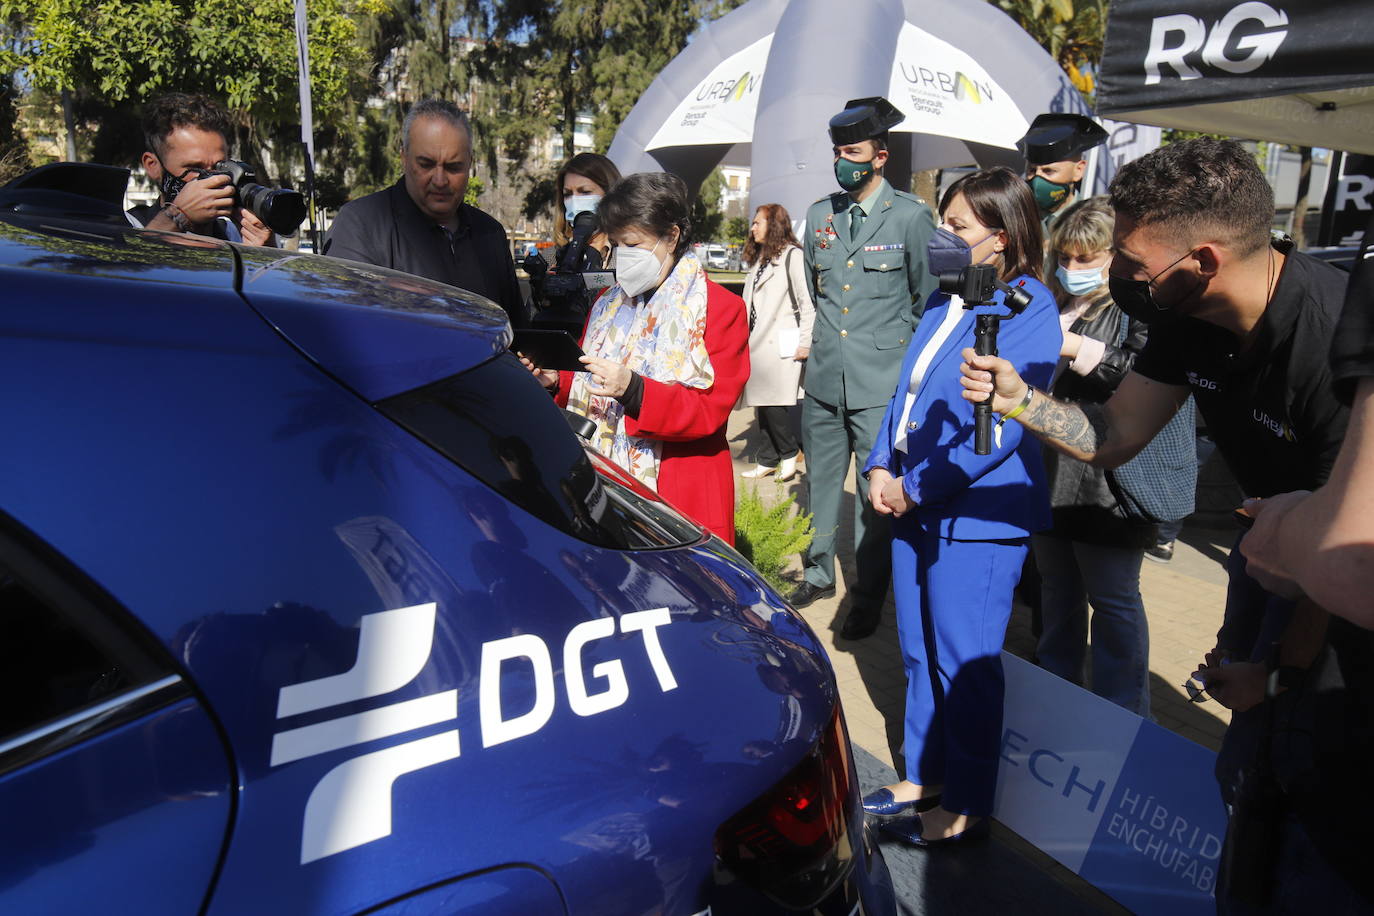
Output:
[377,352,702,550]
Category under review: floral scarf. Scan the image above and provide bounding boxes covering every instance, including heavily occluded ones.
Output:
[566,252,714,490]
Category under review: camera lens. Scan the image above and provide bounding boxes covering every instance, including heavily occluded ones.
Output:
[240,183,307,236]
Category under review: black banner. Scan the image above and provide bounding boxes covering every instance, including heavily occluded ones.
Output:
[1098,0,1374,114]
[1318,153,1374,248]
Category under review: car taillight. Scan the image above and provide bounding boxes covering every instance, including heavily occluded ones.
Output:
[714,704,856,909]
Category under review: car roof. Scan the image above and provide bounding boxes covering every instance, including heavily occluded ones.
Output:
[0,211,512,401]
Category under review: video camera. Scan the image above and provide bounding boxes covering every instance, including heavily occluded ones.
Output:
[208,159,307,236]
[524,210,615,337]
[938,263,1033,455]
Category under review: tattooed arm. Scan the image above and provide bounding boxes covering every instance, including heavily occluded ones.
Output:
[960,348,1189,468]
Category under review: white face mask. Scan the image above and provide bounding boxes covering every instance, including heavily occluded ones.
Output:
[614,239,667,298]
[564,194,600,224]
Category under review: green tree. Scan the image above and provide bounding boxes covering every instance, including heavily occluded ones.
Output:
[691,166,725,244]
[1,0,382,185]
[450,0,745,220]
[989,0,1107,97]
[724,215,748,247]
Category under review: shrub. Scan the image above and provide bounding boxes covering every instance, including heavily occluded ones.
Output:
[734,481,813,594]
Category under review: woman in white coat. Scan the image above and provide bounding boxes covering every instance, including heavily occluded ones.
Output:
[740,203,815,481]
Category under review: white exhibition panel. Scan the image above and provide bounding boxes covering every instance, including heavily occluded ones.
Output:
[994,652,1227,915]
[646,33,775,151]
[884,22,1030,151]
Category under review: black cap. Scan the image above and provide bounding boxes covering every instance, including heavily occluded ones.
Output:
[1017,113,1108,166]
[828,97,906,146]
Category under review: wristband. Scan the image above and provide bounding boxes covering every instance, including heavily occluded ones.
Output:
[998,385,1034,426]
[165,205,193,232]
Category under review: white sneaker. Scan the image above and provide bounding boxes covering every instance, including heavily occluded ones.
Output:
[776,455,798,481]
[740,464,777,479]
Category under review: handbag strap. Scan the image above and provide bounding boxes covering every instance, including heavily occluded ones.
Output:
[784,247,801,325]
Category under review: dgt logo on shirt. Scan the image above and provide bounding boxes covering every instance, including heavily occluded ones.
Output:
[1186,371,1219,391]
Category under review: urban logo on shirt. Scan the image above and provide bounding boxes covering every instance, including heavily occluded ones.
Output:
[1251,408,1296,442]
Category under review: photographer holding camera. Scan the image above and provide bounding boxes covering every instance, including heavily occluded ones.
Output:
[128,93,277,247]
[525,153,622,336]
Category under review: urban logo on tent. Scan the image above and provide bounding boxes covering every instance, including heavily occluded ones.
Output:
[696,70,761,104]
[1143,2,1289,85]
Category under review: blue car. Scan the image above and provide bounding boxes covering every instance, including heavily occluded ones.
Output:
[0,165,894,916]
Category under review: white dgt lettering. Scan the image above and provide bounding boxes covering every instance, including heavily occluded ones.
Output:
[564,618,630,717]
[480,633,557,748]
[619,607,679,692]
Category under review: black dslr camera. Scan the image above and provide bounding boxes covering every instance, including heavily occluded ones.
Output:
[938,263,1033,455]
[208,160,307,236]
[525,211,615,337]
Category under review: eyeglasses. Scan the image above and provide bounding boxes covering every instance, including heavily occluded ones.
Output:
[1182,680,1210,703]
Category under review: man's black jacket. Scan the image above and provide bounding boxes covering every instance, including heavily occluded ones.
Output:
[323,180,526,329]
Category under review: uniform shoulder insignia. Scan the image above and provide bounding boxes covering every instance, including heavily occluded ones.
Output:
[821,191,848,210]
[893,189,927,206]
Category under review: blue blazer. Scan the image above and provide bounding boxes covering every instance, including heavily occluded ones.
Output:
[863,274,1061,541]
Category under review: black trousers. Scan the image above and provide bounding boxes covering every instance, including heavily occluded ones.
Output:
[756,405,800,465]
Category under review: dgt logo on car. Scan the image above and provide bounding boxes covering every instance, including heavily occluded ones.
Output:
[269,602,678,863]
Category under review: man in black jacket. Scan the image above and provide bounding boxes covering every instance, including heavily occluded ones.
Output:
[323,99,526,329]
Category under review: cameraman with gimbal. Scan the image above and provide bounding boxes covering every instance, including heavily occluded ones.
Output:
[128,93,278,247]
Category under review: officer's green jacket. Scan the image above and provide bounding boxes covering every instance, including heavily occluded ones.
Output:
[803,178,937,409]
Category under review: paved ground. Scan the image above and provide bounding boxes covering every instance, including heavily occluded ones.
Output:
[728,406,1238,912]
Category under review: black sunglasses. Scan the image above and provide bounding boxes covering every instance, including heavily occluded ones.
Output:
[1182,680,1209,703]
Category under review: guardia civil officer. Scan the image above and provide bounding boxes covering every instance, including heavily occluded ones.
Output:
[1017,113,1108,229]
[789,97,937,640]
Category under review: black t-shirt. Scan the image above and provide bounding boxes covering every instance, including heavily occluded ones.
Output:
[1132,243,1350,497]
[1329,213,1374,403]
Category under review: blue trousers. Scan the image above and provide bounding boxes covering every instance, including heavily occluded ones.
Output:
[893,517,1026,816]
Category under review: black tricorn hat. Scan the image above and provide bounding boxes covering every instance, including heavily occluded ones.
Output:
[1017,113,1108,166]
[828,97,906,146]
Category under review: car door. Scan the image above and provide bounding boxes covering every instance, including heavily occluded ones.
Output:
[0,521,235,916]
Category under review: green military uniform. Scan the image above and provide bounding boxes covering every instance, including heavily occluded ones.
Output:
[799,175,936,609]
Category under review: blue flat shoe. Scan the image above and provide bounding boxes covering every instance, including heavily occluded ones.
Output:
[861,788,943,818]
[879,814,990,848]
[861,788,914,818]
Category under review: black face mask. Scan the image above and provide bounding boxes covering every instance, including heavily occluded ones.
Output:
[1107,275,1164,324]
[158,160,209,204]
[1107,249,1199,324]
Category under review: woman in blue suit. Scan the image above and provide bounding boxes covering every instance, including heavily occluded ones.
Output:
[860,167,1061,846]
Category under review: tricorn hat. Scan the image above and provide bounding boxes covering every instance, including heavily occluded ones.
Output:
[828,97,906,146]
[1017,113,1108,166]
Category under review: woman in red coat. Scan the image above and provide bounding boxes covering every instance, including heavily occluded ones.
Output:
[524,172,749,543]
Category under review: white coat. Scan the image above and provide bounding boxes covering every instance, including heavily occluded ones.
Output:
[742,245,815,407]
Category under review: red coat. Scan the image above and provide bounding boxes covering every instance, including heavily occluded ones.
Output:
[559,279,750,543]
